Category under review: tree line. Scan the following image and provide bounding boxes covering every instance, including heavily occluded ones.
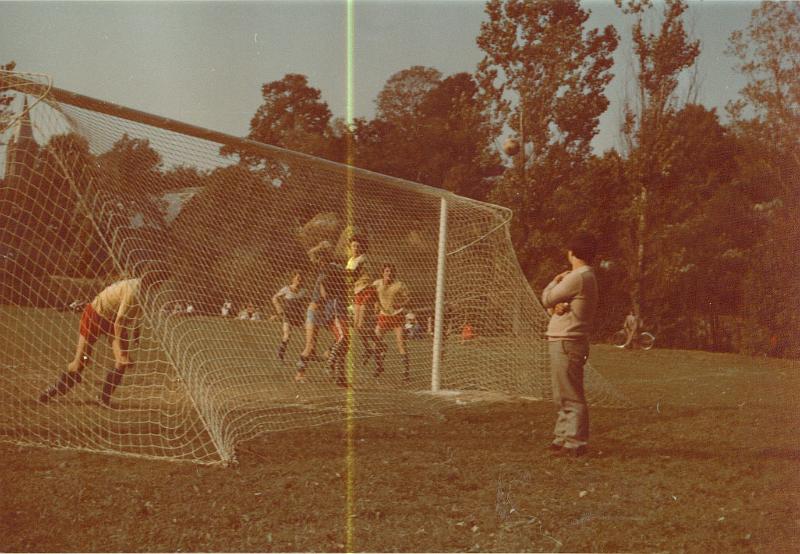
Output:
[1,1,797,357]
[222,1,798,357]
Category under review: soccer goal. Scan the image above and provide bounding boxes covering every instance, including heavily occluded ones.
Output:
[0,70,625,465]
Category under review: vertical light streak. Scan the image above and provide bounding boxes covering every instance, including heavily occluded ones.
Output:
[345,1,356,552]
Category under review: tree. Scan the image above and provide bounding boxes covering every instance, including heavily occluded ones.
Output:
[616,0,700,322]
[0,61,16,136]
[726,2,800,357]
[355,69,500,200]
[222,73,335,165]
[727,1,800,167]
[376,66,443,128]
[476,0,618,282]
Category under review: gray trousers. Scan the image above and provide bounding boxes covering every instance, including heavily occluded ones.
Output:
[548,339,589,448]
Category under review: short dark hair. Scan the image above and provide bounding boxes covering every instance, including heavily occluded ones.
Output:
[568,231,598,264]
[350,234,368,251]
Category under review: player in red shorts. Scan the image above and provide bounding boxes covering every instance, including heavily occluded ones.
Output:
[39,277,143,406]
[347,234,379,364]
[372,263,411,381]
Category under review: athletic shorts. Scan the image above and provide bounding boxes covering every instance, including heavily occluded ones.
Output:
[377,313,405,331]
[354,287,376,306]
[79,304,115,344]
[284,305,306,328]
[306,303,327,327]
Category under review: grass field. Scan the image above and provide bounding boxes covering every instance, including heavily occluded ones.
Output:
[0,343,797,552]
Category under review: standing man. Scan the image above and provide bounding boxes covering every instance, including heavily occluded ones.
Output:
[541,231,599,457]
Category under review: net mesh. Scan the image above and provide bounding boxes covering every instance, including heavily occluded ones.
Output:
[0,71,626,465]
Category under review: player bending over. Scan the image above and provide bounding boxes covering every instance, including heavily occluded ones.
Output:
[40,277,142,406]
[372,263,411,381]
[271,271,307,361]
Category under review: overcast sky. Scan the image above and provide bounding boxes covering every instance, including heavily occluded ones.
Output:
[1,0,757,154]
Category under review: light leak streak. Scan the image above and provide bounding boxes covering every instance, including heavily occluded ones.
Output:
[345,0,356,552]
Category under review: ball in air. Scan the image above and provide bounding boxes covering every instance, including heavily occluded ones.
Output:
[503,138,520,156]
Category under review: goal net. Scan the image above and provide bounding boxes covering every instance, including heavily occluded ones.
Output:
[0,71,625,465]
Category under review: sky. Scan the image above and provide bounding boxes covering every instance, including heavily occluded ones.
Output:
[0,0,758,156]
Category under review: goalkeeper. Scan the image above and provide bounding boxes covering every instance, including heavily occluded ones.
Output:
[296,241,350,387]
[372,263,411,381]
[39,277,142,406]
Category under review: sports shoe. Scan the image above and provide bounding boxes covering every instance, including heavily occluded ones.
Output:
[38,386,58,404]
[546,442,563,452]
[361,347,373,365]
[276,344,286,362]
[294,370,306,383]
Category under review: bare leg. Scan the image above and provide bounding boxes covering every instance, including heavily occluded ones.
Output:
[373,324,387,376]
[301,322,318,358]
[395,326,410,381]
[277,321,291,362]
[394,326,406,356]
[67,334,92,374]
[40,332,91,403]
[296,313,319,381]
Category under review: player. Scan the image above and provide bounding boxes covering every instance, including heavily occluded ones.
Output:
[271,271,307,361]
[296,241,350,387]
[346,234,378,364]
[39,277,143,406]
[372,263,411,381]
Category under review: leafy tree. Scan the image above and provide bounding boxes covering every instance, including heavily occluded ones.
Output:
[355,70,500,200]
[376,66,443,129]
[476,0,618,283]
[616,0,700,322]
[727,1,800,166]
[725,1,800,357]
[222,73,335,165]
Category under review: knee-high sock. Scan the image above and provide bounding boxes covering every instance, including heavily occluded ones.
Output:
[56,370,82,395]
[101,366,127,405]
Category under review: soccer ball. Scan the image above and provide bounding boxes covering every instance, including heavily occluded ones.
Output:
[503,138,520,156]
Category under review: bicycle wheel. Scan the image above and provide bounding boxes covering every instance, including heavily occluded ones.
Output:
[612,330,627,348]
[638,332,655,350]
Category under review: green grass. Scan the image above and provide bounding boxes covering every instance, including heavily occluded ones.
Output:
[0,325,797,552]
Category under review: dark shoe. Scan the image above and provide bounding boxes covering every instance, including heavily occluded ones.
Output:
[547,442,563,452]
[561,445,588,457]
[361,347,373,365]
[39,386,58,404]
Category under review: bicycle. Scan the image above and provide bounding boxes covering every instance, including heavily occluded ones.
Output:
[612,329,655,350]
